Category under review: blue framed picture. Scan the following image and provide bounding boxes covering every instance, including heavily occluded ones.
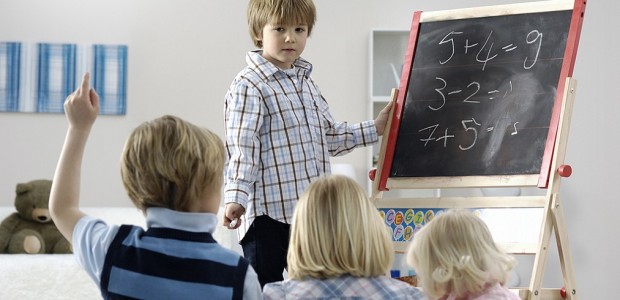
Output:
[0,42,22,112]
[93,44,127,115]
[0,42,128,115]
[35,43,78,113]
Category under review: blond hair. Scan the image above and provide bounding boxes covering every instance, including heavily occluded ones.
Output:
[287,175,393,280]
[407,209,517,299]
[120,115,225,213]
[247,0,316,48]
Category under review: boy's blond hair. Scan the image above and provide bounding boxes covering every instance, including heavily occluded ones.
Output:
[287,175,394,280]
[247,0,316,48]
[407,209,517,299]
[120,115,225,213]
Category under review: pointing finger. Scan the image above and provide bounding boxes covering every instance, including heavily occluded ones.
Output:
[81,72,90,91]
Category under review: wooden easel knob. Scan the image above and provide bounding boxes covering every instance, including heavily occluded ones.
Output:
[558,164,572,177]
[369,168,377,181]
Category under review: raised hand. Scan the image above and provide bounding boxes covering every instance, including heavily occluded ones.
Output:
[64,72,100,130]
[50,72,100,242]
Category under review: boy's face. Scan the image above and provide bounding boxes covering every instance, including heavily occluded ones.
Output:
[260,22,308,70]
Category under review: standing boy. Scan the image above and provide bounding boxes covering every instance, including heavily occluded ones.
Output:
[223,0,393,287]
[50,73,262,299]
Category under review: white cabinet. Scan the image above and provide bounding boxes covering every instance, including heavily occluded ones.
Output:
[370,29,410,103]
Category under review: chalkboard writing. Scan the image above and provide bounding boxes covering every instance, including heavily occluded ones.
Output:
[389,10,574,178]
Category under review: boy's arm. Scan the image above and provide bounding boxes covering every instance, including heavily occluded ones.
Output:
[49,73,100,243]
[319,94,379,155]
[223,83,263,215]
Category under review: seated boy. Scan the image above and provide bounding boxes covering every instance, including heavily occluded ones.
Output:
[49,73,262,299]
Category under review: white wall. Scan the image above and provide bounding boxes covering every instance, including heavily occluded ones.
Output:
[1,0,618,298]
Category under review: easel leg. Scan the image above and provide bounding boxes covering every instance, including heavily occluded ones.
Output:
[551,195,578,299]
[529,192,554,299]
[527,193,578,300]
[527,78,578,300]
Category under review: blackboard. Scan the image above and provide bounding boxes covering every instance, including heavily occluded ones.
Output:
[379,1,585,188]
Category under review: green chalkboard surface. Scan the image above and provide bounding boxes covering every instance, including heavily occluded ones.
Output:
[389,10,574,178]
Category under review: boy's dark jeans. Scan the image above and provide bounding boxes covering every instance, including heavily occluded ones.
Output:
[240,215,291,288]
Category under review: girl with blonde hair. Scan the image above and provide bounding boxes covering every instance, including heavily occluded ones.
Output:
[263,175,426,299]
[407,209,519,300]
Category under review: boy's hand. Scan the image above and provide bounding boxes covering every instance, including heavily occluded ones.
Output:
[374,100,394,136]
[64,72,100,130]
[223,203,245,229]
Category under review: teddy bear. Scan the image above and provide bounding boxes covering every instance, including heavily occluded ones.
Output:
[0,179,72,254]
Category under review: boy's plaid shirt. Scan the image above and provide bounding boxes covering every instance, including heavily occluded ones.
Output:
[224,51,377,238]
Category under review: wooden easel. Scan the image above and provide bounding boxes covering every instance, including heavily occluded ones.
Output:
[371,78,578,300]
